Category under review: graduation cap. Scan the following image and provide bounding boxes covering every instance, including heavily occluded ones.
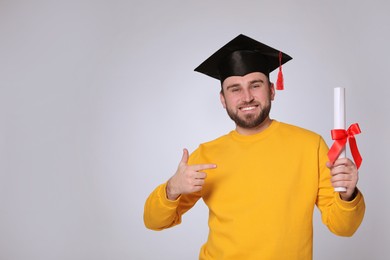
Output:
[194,34,292,90]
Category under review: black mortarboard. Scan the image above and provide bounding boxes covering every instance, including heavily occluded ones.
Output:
[194,34,292,90]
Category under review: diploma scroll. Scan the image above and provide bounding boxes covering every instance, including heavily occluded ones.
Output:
[333,87,347,192]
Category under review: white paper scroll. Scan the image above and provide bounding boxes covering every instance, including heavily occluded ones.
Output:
[333,87,347,192]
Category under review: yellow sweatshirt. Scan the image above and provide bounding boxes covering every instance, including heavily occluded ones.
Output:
[144,121,365,260]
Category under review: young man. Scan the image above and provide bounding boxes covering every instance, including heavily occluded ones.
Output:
[144,34,365,259]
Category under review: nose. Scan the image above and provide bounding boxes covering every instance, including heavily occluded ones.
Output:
[242,88,254,103]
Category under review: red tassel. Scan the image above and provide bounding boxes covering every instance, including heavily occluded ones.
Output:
[276,52,284,90]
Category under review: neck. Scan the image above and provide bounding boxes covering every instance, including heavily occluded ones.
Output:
[235,117,273,135]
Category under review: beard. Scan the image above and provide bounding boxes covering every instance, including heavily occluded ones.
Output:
[225,100,272,129]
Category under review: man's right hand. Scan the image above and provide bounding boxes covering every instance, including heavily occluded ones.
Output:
[166,148,217,201]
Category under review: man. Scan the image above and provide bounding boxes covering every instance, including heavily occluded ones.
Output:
[144,34,365,259]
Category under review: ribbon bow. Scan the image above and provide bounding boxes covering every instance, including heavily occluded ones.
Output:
[327,123,363,169]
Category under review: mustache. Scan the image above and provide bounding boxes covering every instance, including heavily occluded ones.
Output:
[238,101,260,107]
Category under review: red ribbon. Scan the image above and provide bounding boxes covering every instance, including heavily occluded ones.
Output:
[327,123,363,169]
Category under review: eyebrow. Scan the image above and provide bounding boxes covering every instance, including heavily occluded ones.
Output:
[249,79,265,84]
[225,78,265,90]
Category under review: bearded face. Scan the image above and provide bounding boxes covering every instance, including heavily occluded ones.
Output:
[224,94,272,129]
[220,72,275,133]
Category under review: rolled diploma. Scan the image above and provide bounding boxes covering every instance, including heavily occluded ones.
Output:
[334,87,347,192]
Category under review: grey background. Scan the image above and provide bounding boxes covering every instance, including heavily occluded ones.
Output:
[1,0,389,259]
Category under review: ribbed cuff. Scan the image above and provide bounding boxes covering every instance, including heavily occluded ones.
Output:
[158,182,181,208]
[335,188,363,210]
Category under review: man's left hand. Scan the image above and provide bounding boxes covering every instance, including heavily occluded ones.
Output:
[327,158,359,201]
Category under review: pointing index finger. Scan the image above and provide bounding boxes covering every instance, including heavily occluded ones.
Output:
[191,163,217,172]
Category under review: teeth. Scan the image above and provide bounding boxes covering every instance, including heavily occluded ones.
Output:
[241,106,256,111]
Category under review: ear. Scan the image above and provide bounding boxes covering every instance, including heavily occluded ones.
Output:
[220,91,227,108]
[270,82,275,101]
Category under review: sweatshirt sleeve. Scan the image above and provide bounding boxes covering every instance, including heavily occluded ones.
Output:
[143,182,182,230]
[144,149,203,231]
[316,137,366,237]
[144,182,202,230]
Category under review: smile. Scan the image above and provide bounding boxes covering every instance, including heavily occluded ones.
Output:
[240,105,258,111]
